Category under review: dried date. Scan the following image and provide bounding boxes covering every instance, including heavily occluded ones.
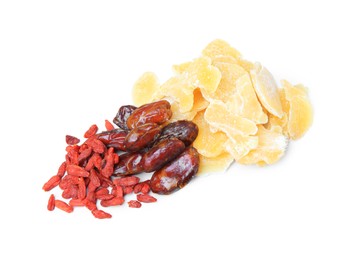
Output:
[124,123,161,152]
[150,147,199,194]
[126,100,172,129]
[113,105,137,130]
[143,138,186,172]
[113,153,144,176]
[157,120,199,146]
[96,129,127,151]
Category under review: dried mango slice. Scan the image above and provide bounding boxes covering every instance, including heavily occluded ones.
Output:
[250,63,283,118]
[227,73,268,124]
[132,72,160,106]
[155,76,194,113]
[204,101,258,137]
[192,111,228,157]
[239,125,288,165]
[198,153,234,174]
[202,39,241,60]
[224,134,259,161]
[281,80,313,140]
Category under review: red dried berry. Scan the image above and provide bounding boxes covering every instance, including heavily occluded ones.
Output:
[91,209,112,219]
[105,120,115,131]
[43,175,61,191]
[113,176,140,187]
[137,194,157,203]
[47,194,55,211]
[133,183,144,194]
[66,135,80,145]
[67,165,90,177]
[141,183,150,194]
[84,124,98,138]
[128,200,142,208]
[55,200,74,213]
[57,162,67,177]
[100,197,125,207]
[69,199,86,207]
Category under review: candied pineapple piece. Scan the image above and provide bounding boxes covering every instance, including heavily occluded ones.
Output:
[239,125,288,165]
[224,135,259,161]
[204,101,258,137]
[227,73,268,124]
[192,111,228,157]
[266,88,289,129]
[132,72,160,106]
[237,58,255,72]
[281,80,313,140]
[198,153,234,174]
[250,63,283,118]
[155,76,194,113]
[202,39,241,60]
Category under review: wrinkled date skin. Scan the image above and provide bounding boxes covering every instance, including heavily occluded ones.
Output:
[150,147,200,195]
[143,138,186,172]
[96,129,127,151]
[113,105,137,130]
[126,100,172,129]
[113,153,144,176]
[157,120,199,146]
[124,123,161,152]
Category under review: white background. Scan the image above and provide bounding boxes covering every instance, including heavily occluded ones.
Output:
[1,0,358,259]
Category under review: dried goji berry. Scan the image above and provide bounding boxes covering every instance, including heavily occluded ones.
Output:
[84,124,98,138]
[66,135,80,145]
[133,183,144,194]
[47,194,55,211]
[78,147,92,164]
[105,120,115,131]
[91,209,112,219]
[137,194,157,203]
[113,176,140,187]
[57,162,67,177]
[67,165,90,177]
[55,200,74,213]
[43,175,61,191]
[69,198,86,207]
[78,177,86,200]
[123,186,134,194]
[100,197,124,207]
[89,169,101,187]
[141,183,150,194]
[128,200,142,208]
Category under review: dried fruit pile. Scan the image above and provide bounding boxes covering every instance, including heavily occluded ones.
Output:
[132,39,313,171]
[43,100,200,219]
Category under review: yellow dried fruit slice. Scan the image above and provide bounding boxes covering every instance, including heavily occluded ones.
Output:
[227,73,268,124]
[198,153,234,174]
[237,58,255,72]
[172,61,191,75]
[192,111,228,157]
[250,63,283,118]
[211,55,238,64]
[155,76,194,113]
[224,134,259,161]
[202,39,241,60]
[170,101,197,121]
[281,80,313,140]
[192,88,209,112]
[204,101,258,137]
[239,125,288,165]
[266,88,288,129]
[132,72,160,106]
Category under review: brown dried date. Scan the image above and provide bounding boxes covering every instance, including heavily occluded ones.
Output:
[96,129,127,151]
[113,153,144,176]
[150,147,200,195]
[124,123,161,152]
[126,100,172,129]
[113,105,137,130]
[157,120,199,146]
[142,138,186,172]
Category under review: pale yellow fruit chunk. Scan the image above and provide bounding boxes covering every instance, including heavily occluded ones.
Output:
[266,88,288,129]
[172,61,191,75]
[202,39,241,60]
[132,72,160,106]
[211,55,238,64]
[281,80,313,140]
[224,135,259,161]
[192,88,209,112]
[237,59,255,72]
[201,62,247,103]
[250,63,284,118]
[239,125,288,165]
[227,73,268,124]
[170,101,197,121]
[204,101,258,137]
[192,111,228,157]
[198,153,234,174]
[155,76,194,113]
